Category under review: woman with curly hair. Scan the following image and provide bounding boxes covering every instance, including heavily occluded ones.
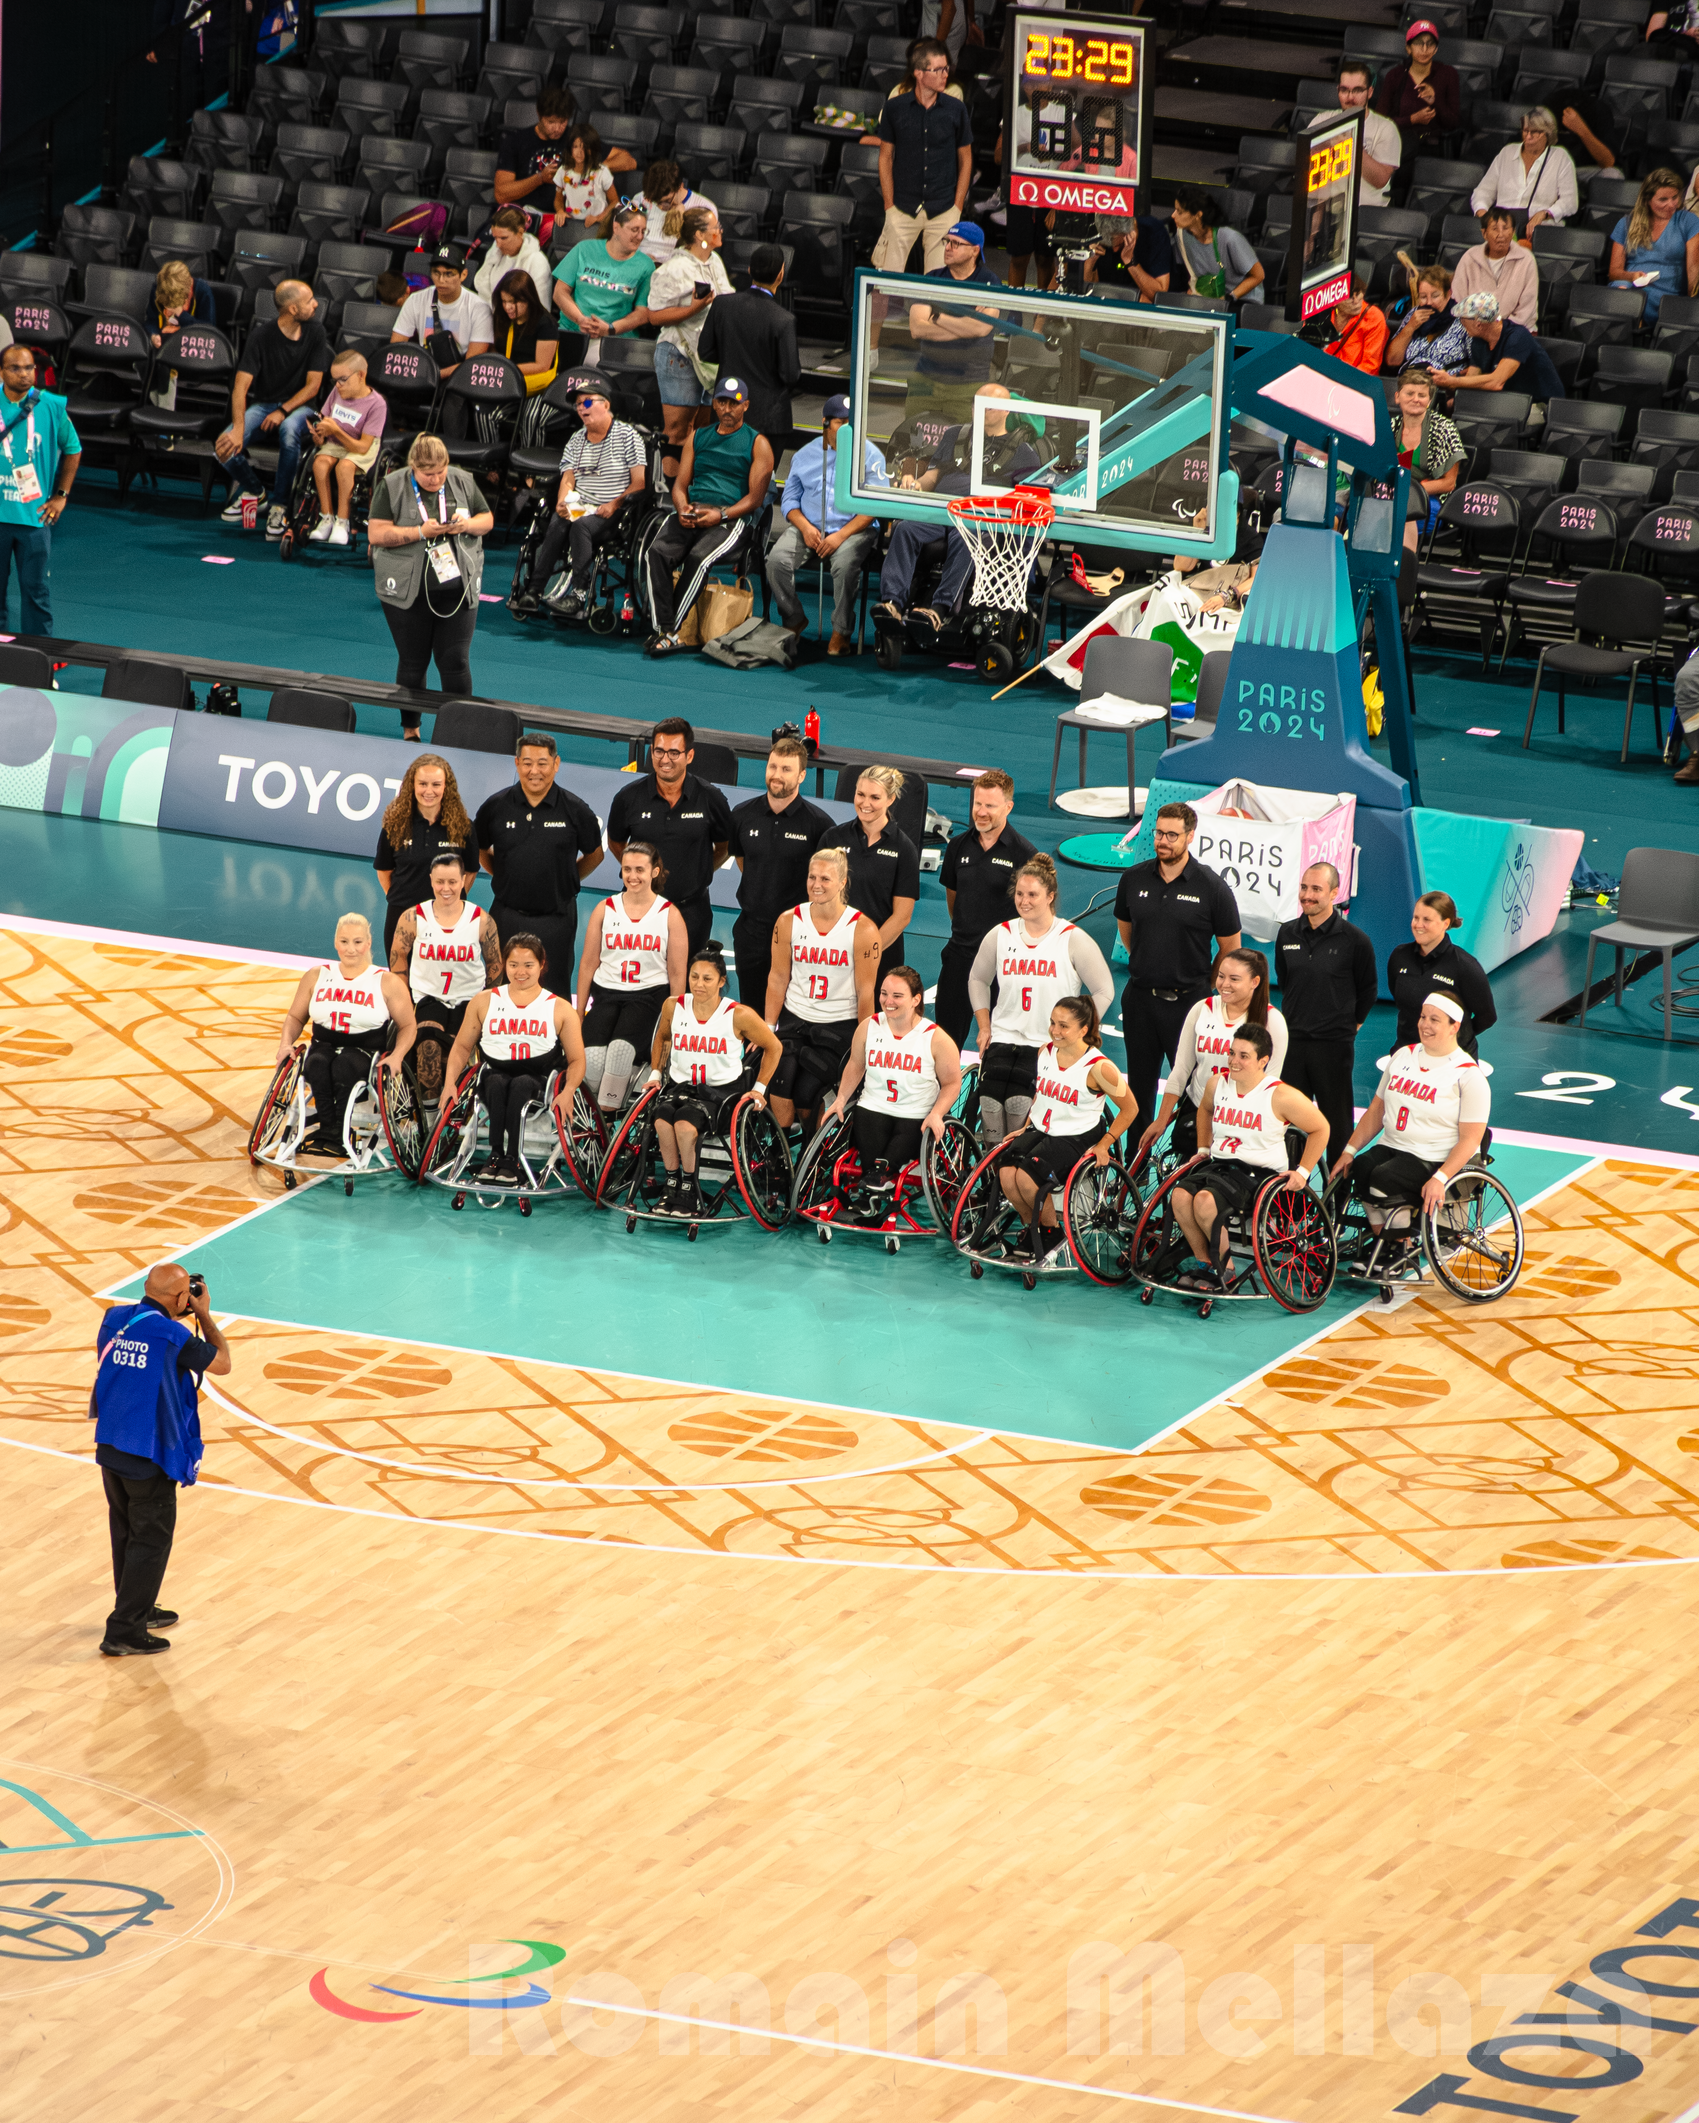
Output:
[373,753,481,957]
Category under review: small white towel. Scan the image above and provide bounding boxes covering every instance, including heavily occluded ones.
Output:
[1074,694,1169,727]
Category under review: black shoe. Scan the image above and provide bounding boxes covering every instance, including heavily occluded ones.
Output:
[680,1176,703,1218]
[648,630,685,658]
[147,1607,179,1628]
[486,1157,517,1184]
[1033,1223,1063,1259]
[509,589,541,618]
[546,585,589,624]
[100,1633,170,1656]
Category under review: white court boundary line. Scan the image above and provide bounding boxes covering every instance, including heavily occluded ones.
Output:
[0,909,318,970]
[12,1431,1699,1583]
[200,1374,993,1492]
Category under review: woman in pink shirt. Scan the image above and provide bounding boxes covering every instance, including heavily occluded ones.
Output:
[306,350,388,547]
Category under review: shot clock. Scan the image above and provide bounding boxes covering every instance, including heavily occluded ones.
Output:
[1005,10,1149,215]
[1285,107,1364,323]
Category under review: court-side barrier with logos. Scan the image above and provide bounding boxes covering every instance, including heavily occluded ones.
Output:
[0,687,853,906]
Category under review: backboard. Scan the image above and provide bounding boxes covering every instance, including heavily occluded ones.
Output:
[1286,107,1364,322]
[840,271,1238,558]
[1005,10,1151,217]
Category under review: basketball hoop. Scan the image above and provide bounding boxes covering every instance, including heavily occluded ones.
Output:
[948,486,1055,611]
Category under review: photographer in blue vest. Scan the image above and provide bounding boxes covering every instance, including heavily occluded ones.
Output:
[89,1263,230,1659]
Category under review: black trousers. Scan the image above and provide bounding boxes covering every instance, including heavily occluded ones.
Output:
[102,1465,177,1645]
[674,892,713,954]
[302,1035,378,1141]
[490,904,579,994]
[382,590,477,721]
[1284,1034,1358,1169]
[481,1067,545,1158]
[933,938,979,1049]
[1121,987,1203,1146]
[530,510,619,593]
[644,514,749,633]
[733,910,776,1008]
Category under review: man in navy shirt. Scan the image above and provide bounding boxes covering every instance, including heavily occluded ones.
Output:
[91,1263,230,1657]
[1088,217,1175,302]
[904,221,1002,421]
[874,41,976,275]
[1446,290,1566,405]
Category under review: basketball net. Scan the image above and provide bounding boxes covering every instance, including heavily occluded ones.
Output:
[947,486,1055,611]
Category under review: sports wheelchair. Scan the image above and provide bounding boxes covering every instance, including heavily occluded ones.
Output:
[247,1037,424,1194]
[417,1062,605,1216]
[948,1133,1143,1291]
[594,1082,793,1238]
[790,1072,980,1254]
[1324,1152,1524,1304]
[276,440,393,565]
[1130,1155,1338,1319]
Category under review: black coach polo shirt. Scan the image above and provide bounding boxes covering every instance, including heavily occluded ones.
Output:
[940,821,1037,948]
[1274,908,1378,1041]
[373,819,481,916]
[729,790,832,923]
[473,779,604,915]
[817,816,921,930]
[1114,854,1240,995]
[607,771,734,907]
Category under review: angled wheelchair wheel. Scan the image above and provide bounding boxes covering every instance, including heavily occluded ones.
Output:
[419,1065,482,1181]
[248,1047,305,1165]
[1061,1145,1144,1287]
[1423,1167,1523,1302]
[731,1094,795,1229]
[1127,1155,1200,1291]
[595,1084,658,1208]
[377,1061,425,1179]
[791,1104,856,1220]
[948,1142,1018,1258]
[950,1061,982,1141]
[1251,1175,1338,1313]
[919,1117,978,1235]
[554,1087,608,1197]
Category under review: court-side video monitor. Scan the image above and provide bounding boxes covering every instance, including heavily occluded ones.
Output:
[1005,9,1150,216]
[845,273,1232,555]
[1286,107,1364,323]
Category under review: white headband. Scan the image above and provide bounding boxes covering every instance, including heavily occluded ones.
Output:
[1423,991,1464,1023]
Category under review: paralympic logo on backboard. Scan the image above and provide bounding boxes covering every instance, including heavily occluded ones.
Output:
[311,1939,567,2022]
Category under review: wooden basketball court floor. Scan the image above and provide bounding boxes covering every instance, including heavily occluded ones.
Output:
[7,913,1699,2123]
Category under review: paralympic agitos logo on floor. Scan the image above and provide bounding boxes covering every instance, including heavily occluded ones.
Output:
[311,1939,565,2021]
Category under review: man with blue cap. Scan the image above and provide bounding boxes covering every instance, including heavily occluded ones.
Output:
[644,373,774,655]
[89,1262,230,1657]
[766,394,889,655]
[904,220,1001,424]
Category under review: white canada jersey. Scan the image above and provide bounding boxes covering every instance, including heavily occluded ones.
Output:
[309,962,388,1036]
[1170,996,1289,1107]
[668,995,743,1088]
[480,984,559,1062]
[409,901,485,1006]
[594,892,673,991]
[1377,1043,1490,1161]
[784,902,865,1024]
[989,918,1081,1048]
[864,1013,939,1119]
[1030,1043,1108,1136]
[1208,1073,1289,1172]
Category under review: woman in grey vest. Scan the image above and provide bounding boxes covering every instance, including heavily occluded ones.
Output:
[367,434,495,738]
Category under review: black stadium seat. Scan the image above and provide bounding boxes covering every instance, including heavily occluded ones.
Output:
[432,702,522,752]
[102,658,194,711]
[269,688,357,731]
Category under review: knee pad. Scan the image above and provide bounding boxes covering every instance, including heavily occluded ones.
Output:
[599,1039,636,1109]
[582,1045,607,1094]
[1004,1095,1033,1135]
[979,1095,1006,1143]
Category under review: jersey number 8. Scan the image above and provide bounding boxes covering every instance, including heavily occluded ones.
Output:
[1397,1104,1409,1133]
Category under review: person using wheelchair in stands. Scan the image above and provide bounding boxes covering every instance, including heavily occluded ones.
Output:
[874,383,1042,635]
[646,942,782,1217]
[439,932,586,1184]
[273,913,417,1157]
[509,378,645,621]
[304,351,387,549]
[1171,1024,1328,1293]
[643,374,774,658]
[389,854,501,1102]
[1333,992,1489,1228]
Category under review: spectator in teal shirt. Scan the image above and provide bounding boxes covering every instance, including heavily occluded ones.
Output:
[0,343,80,638]
[552,204,654,359]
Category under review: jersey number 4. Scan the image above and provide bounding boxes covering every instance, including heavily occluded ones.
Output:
[807,973,830,1002]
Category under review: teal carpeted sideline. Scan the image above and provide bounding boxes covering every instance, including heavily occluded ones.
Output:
[105,1139,1592,1450]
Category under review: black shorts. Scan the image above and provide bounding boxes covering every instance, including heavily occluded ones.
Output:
[1174,1157,1272,1220]
[852,1108,924,1171]
[653,1076,747,1135]
[583,983,668,1056]
[999,1121,1102,1189]
[1169,1093,1199,1163]
[1004,202,1055,260]
[1352,1145,1442,1206]
[480,1044,565,1084]
[768,1009,855,1107]
[412,995,469,1044]
[979,1042,1039,1103]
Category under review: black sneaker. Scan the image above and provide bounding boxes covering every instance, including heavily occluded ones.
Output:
[509,589,541,618]
[100,1633,170,1656]
[147,1607,179,1628]
[660,1170,682,1212]
[681,1176,703,1218]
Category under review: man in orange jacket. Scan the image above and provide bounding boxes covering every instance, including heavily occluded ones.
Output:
[1325,274,1388,374]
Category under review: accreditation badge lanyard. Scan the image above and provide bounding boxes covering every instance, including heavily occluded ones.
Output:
[415,475,462,585]
[1,392,42,505]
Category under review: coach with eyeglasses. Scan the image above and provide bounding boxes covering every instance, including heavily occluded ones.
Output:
[91,1262,231,1659]
[608,717,733,952]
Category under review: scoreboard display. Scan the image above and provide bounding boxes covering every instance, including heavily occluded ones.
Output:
[1286,107,1364,322]
[1006,10,1149,217]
